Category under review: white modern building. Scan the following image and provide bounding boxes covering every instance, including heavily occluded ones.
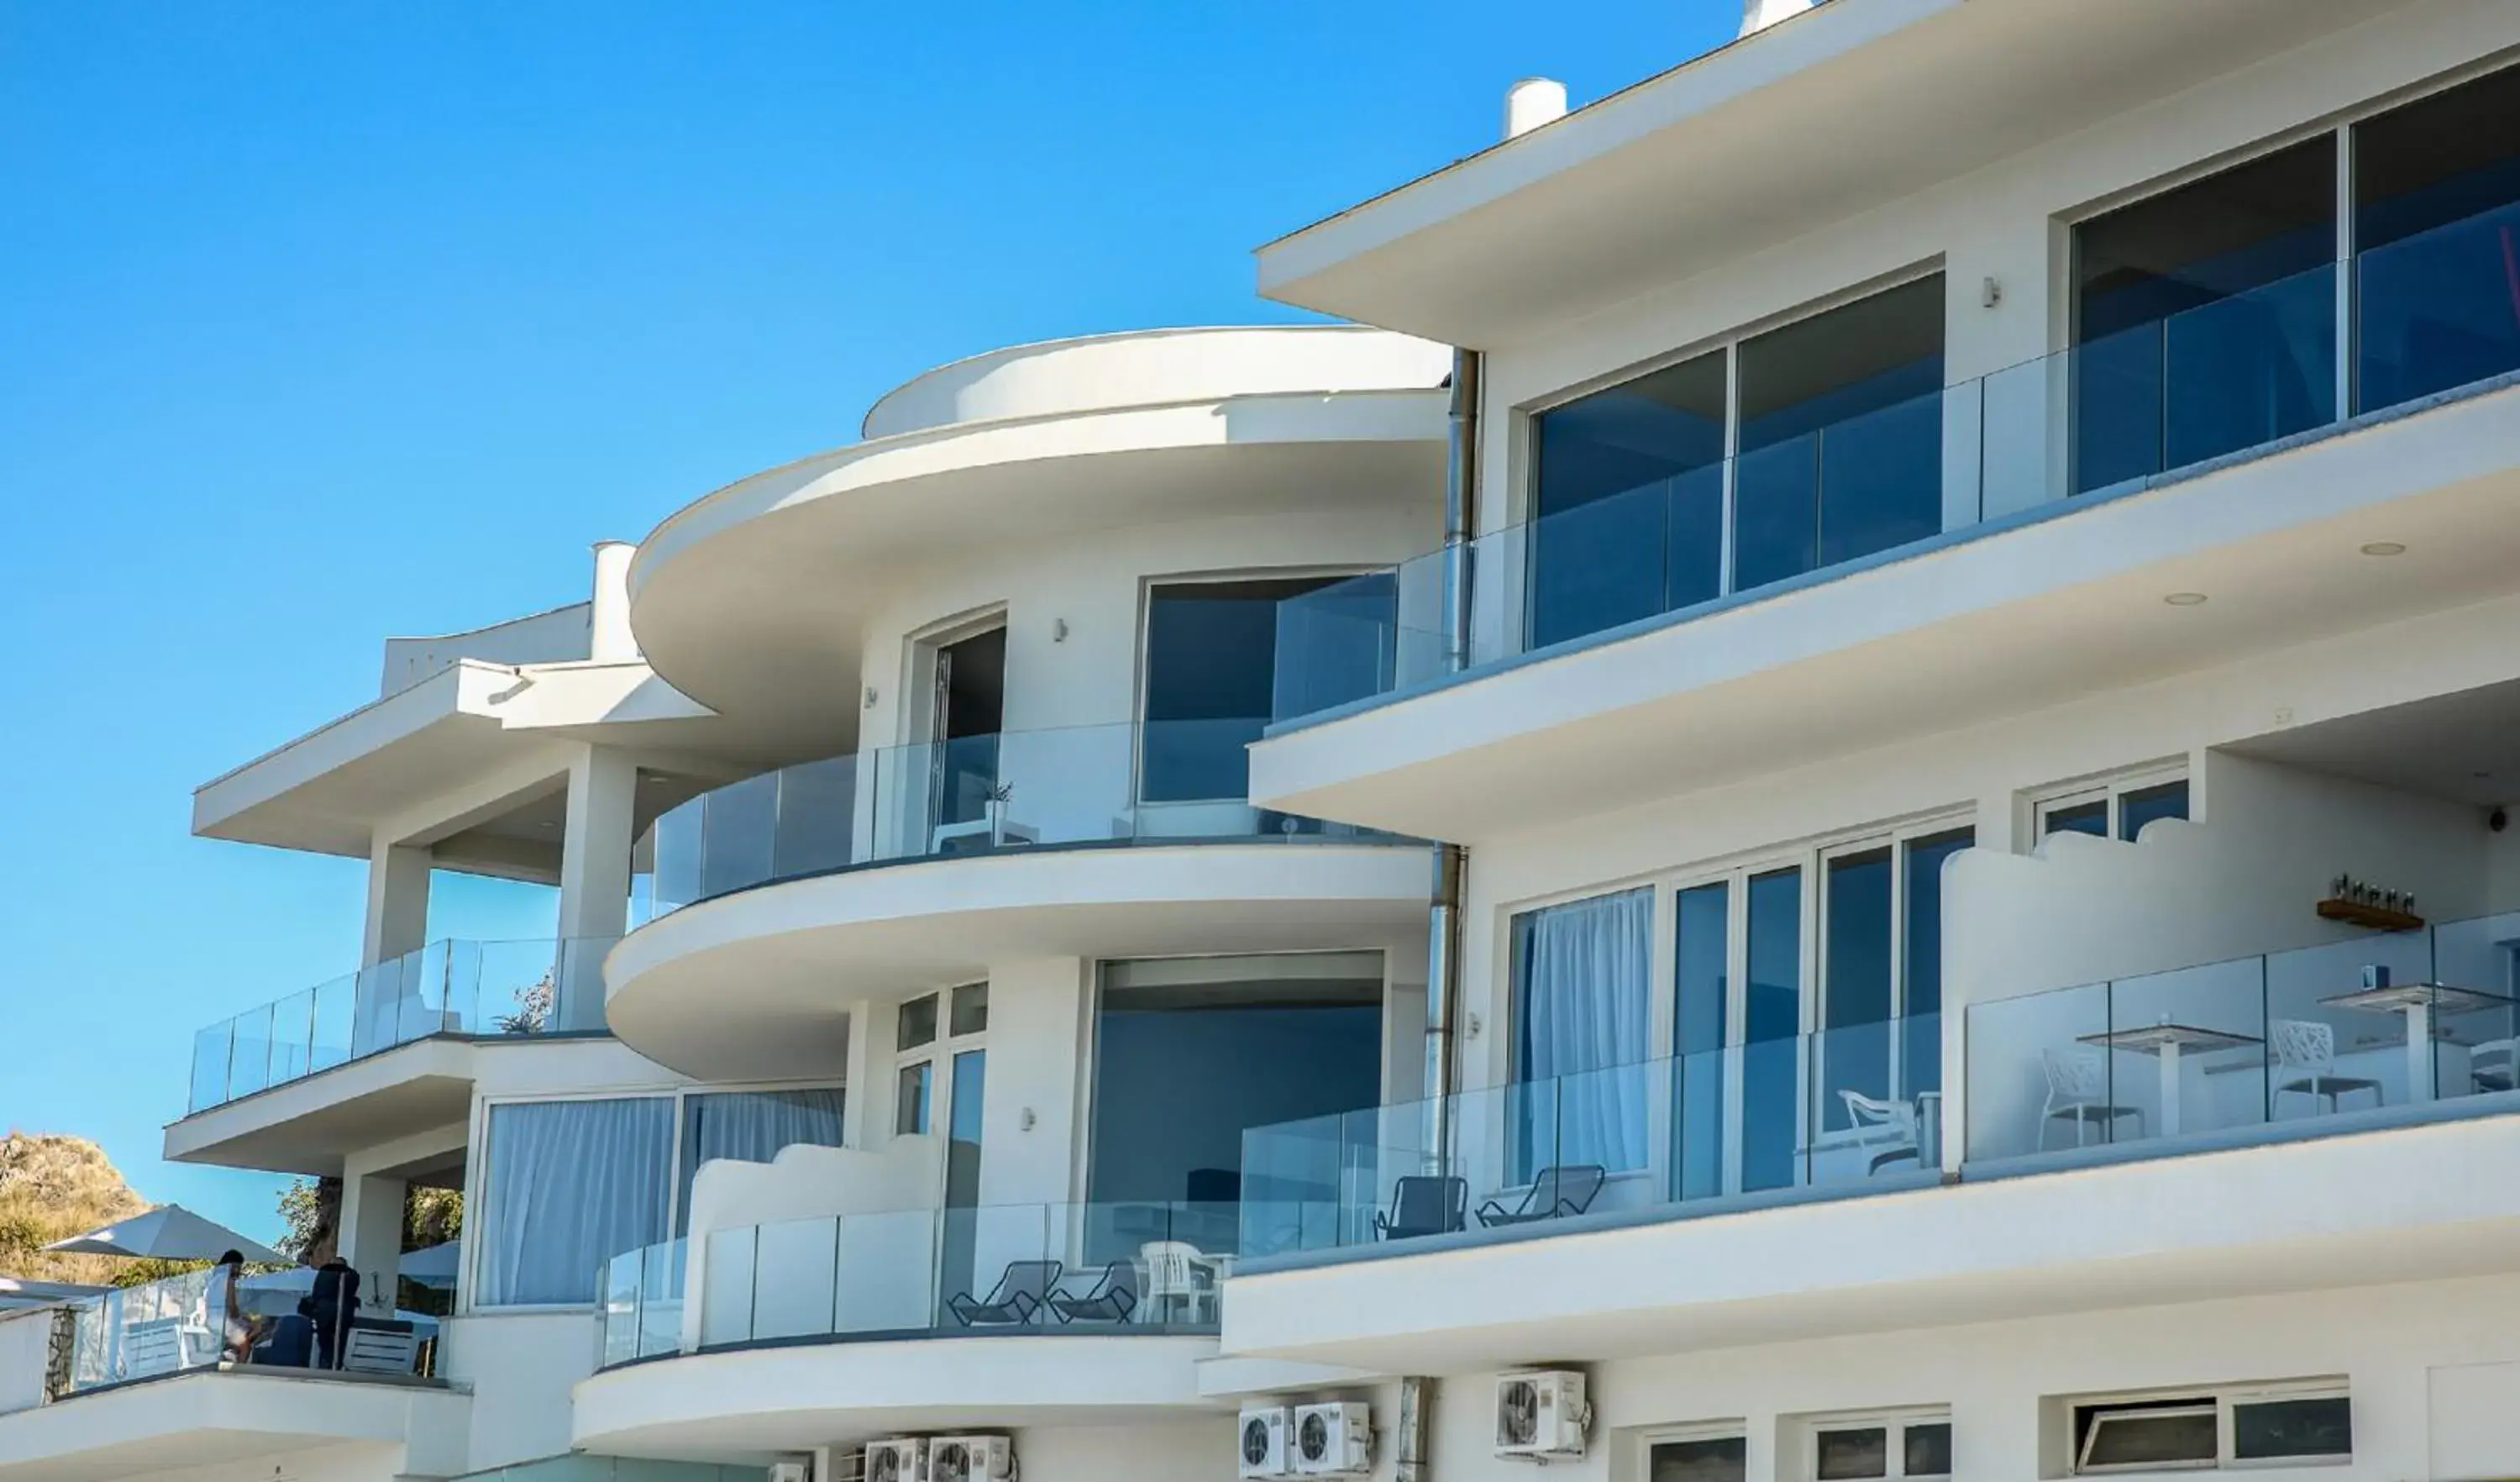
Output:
[13,2,2520,1481]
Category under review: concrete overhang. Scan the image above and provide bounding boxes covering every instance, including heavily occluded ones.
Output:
[1217,1109,2520,1374]
[606,842,1432,1082]
[192,658,748,870]
[161,1036,477,1177]
[0,1371,465,1482]
[1248,380,2520,844]
[1254,0,2399,344]
[627,328,1451,748]
[572,1335,1222,1457]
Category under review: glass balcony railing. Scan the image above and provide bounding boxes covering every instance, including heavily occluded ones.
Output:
[43,1266,438,1394]
[597,1200,1236,1365]
[633,717,1399,922]
[1238,1014,1943,1259]
[1966,911,2520,1161]
[1273,199,2520,724]
[186,936,617,1115]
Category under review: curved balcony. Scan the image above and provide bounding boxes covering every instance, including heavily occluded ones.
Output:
[575,1201,1227,1452]
[633,717,1401,922]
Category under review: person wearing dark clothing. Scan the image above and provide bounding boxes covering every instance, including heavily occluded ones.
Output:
[304,1259,360,1369]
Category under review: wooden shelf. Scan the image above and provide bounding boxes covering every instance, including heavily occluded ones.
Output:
[2317,896,2426,932]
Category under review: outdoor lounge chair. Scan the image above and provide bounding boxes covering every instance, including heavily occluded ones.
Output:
[1047,1260,1139,1324]
[1476,1164,1608,1227]
[1373,1175,1467,1241]
[946,1259,1060,1327]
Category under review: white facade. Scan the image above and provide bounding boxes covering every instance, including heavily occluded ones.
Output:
[17,4,2520,1482]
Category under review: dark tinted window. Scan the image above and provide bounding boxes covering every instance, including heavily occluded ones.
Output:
[1530,350,1727,647]
[2118,780,2190,840]
[1735,276,1945,589]
[2076,1402,2217,1470]
[2073,137,2337,489]
[1648,1437,1746,1482]
[1904,1422,1954,1478]
[2044,800,2108,838]
[1144,578,1341,801]
[2233,1396,2351,1461]
[2356,65,2520,409]
[1814,1427,1887,1480]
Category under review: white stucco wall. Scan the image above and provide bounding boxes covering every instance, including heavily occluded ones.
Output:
[441,1311,597,1471]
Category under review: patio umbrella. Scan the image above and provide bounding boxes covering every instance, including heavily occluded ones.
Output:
[42,1204,291,1266]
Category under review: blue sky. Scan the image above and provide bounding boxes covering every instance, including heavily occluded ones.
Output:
[0,1,1734,1242]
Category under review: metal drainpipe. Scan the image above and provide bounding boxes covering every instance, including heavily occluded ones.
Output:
[1396,1374,1433,1482]
[1425,346,1481,1173]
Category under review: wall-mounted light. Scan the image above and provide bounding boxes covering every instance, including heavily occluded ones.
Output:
[863,686,879,710]
[2360,541,2407,557]
[1981,276,2003,309]
[2163,592,2208,607]
[1052,618,1070,643]
[1019,1107,1037,1132]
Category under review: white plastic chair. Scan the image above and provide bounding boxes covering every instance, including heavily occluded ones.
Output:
[2470,1037,2517,1093]
[1137,1241,1214,1325]
[1836,1091,1921,1174]
[2039,1047,2144,1148]
[2270,1019,2382,1114]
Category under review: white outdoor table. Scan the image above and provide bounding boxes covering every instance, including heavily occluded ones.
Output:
[2079,1023,2265,1137]
[2318,982,2516,1103]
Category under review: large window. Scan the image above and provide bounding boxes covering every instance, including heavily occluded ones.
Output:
[2073,136,2338,493]
[1670,821,1970,1196]
[1142,577,1352,802]
[1089,953,1383,1251]
[1512,889,1655,1173]
[1528,275,1946,652]
[2356,64,2520,413]
[478,1097,675,1307]
[478,1083,846,1307]
[675,1088,846,1235]
[2070,1384,2350,1474]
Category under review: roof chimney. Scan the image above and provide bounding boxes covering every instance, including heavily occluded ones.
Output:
[1504,77,1567,139]
[1740,0,1814,36]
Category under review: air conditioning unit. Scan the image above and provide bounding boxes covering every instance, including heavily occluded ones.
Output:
[864,1439,926,1482]
[929,1437,1013,1482]
[769,1462,811,1482]
[1494,1370,1591,1462]
[1239,1405,1294,1478]
[1293,1402,1373,1477]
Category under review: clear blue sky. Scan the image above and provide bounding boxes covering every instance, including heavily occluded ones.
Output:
[0,1,1734,1242]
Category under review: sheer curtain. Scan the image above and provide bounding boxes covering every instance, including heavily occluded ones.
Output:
[1515,888,1654,1173]
[676,1089,848,1233]
[480,1097,675,1306]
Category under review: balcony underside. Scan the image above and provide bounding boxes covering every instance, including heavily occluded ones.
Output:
[571,1334,1221,1457]
[605,841,1431,1081]
[0,1371,464,1482]
[1250,378,2520,843]
[161,1036,476,1177]
[1218,1106,2520,1374]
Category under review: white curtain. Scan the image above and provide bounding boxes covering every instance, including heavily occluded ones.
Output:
[676,1088,848,1232]
[1515,888,1654,1174]
[480,1097,675,1306]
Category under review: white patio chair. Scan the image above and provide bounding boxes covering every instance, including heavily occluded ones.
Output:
[2270,1018,2383,1115]
[1836,1090,1922,1174]
[2039,1047,2144,1149]
[2470,1037,2517,1094]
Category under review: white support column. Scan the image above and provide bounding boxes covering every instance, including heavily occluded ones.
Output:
[590,541,639,664]
[362,842,433,968]
[556,744,638,1029]
[338,1173,407,1318]
[843,998,882,1148]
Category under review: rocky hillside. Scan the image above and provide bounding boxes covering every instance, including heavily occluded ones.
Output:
[0,1132,150,1285]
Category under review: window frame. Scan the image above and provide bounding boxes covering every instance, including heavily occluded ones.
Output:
[1637,1420,1752,1482]
[1803,1407,1954,1482]
[1518,263,1951,638]
[2066,1382,2351,1475]
[2030,763,2190,843]
[895,983,987,1143]
[1499,807,1976,1199]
